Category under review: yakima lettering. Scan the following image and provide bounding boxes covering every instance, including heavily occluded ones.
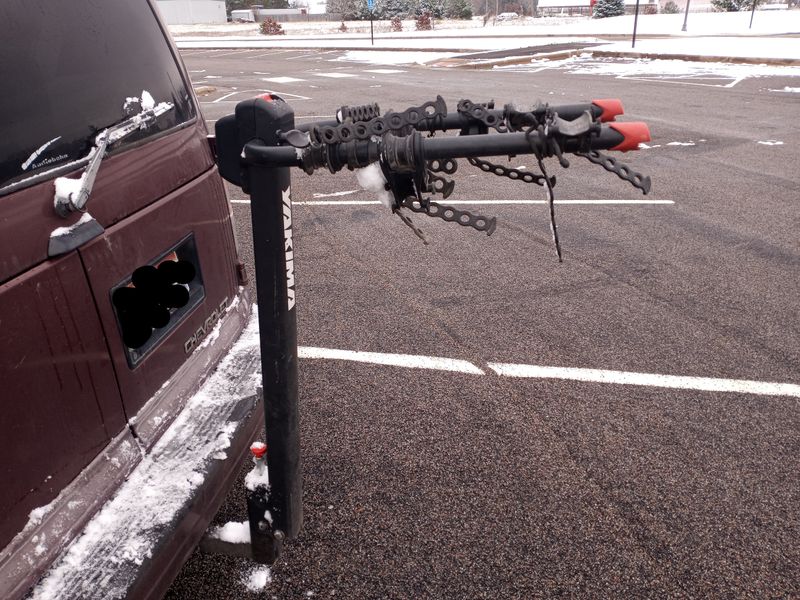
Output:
[283,187,296,310]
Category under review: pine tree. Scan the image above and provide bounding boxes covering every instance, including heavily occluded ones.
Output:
[445,0,473,18]
[418,0,444,18]
[382,0,411,17]
[593,0,625,18]
[327,0,362,19]
[710,0,761,10]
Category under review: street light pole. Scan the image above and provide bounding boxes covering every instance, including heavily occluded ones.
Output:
[681,0,691,32]
[632,0,641,48]
[749,0,757,28]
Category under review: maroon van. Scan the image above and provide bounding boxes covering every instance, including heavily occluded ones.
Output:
[0,1,263,597]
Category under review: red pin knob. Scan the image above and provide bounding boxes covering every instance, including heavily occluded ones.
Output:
[250,442,267,458]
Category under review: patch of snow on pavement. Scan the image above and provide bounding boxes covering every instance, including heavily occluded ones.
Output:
[771,86,800,92]
[337,50,457,65]
[501,55,800,84]
[209,521,251,544]
[757,140,784,145]
[243,565,272,592]
[593,36,800,61]
[666,141,696,146]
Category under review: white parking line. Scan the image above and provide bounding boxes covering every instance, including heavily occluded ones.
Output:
[312,190,359,198]
[230,199,675,206]
[286,53,324,60]
[295,346,800,398]
[317,72,357,78]
[262,76,305,83]
[207,50,256,59]
[299,346,485,375]
[486,363,800,398]
[213,91,241,103]
[201,88,311,104]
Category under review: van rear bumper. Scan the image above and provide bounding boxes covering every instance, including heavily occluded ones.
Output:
[2,295,264,600]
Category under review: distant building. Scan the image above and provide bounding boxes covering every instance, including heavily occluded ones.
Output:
[155,0,227,24]
[231,8,256,21]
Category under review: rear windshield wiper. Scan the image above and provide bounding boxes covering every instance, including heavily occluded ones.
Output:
[54,99,173,217]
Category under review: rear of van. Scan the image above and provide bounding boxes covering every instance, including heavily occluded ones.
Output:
[0,1,262,597]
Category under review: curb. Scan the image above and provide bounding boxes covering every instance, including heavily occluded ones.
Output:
[431,49,584,68]
[178,44,486,53]
[592,50,800,66]
[436,49,800,68]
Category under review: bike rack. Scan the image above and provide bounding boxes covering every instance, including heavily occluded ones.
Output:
[204,95,303,564]
[202,92,651,564]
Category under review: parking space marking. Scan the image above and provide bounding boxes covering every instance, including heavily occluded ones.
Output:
[296,346,800,398]
[206,50,258,59]
[228,199,674,206]
[213,91,242,103]
[487,363,800,398]
[299,346,485,375]
[317,72,357,78]
[200,88,311,104]
[286,53,326,61]
[262,76,306,83]
[617,75,745,89]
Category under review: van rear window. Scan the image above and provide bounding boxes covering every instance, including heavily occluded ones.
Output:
[0,0,195,192]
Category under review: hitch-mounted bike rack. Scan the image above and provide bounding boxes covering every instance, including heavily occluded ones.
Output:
[204,92,652,564]
[208,95,303,564]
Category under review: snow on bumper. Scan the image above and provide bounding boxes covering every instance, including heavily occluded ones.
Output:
[29,308,263,600]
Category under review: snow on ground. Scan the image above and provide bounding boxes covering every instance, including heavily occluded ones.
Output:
[171,11,800,39]
[594,36,800,60]
[208,521,251,544]
[172,13,800,63]
[336,50,457,65]
[242,565,272,592]
[176,36,600,52]
[497,54,800,83]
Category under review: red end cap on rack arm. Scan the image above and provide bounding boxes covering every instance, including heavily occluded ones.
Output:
[608,122,651,152]
[592,99,624,122]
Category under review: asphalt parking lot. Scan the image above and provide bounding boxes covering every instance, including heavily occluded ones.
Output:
[167,48,799,598]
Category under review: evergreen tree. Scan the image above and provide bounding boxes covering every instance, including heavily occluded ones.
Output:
[382,0,411,17]
[710,0,761,10]
[662,0,680,12]
[327,0,363,18]
[593,0,625,18]
[418,0,445,17]
[225,0,253,11]
[445,0,473,18]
